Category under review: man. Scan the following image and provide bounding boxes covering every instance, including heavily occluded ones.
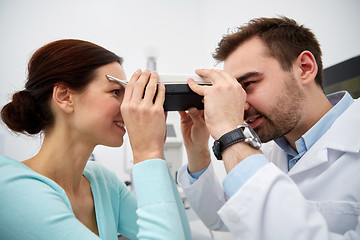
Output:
[177,16,360,239]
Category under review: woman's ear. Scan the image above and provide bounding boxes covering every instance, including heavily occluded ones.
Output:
[296,50,318,86]
[52,84,74,113]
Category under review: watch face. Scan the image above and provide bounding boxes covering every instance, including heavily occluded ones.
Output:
[241,124,262,149]
[245,138,262,149]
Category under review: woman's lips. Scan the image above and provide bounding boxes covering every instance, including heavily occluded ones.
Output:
[114,121,126,131]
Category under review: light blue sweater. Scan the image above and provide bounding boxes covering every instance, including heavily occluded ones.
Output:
[0,156,191,240]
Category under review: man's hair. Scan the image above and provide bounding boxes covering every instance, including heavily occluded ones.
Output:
[213,16,323,88]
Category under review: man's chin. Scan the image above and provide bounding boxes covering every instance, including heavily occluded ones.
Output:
[255,128,278,143]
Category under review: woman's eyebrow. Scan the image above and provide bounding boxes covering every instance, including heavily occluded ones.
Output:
[106,75,127,86]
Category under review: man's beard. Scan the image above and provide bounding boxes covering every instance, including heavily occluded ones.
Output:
[245,73,305,143]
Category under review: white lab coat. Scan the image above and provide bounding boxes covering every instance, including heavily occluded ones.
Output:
[177,97,360,239]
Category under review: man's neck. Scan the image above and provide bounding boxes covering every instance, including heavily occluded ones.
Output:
[285,93,333,151]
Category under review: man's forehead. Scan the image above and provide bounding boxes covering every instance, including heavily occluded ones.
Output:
[223,43,274,78]
[225,38,269,61]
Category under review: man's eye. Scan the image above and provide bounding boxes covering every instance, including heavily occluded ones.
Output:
[242,81,255,88]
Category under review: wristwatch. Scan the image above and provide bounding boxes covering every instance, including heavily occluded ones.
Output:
[212,123,262,160]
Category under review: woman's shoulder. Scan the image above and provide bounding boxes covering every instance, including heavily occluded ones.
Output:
[0,155,70,208]
[0,155,23,168]
[0,155,41,181]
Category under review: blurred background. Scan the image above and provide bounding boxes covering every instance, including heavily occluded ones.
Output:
[1,1,360,239]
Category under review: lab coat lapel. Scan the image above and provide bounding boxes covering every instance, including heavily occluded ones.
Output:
[261,141,289,173]
[289,98,360,176]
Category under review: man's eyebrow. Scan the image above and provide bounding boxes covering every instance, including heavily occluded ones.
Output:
[236,72,263,83]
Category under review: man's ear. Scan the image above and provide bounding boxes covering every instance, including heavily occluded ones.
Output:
[52,84,74,113]
[296,50,318,86]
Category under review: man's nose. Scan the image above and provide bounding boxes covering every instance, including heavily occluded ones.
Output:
[244,101,250,111]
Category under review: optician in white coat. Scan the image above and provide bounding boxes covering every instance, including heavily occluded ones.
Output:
[176,17,360,240]
[178,92,360,239]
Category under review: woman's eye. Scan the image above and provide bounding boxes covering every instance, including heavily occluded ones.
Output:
[112,89,121,96]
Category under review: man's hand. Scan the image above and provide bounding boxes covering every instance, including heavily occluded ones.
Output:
[188,69,247,140]
[187,69,261,173]
[179,108,211,173]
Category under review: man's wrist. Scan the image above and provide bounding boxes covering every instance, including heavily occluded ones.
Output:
[187,154,211,174]
[212,123,261,160]
[222,141,262,173]
[222,154,268,197]
[212,124,240,141]
[185,146,211,173]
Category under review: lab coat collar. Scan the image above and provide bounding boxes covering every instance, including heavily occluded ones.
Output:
[289,97,360,176]
[322,97,360,153]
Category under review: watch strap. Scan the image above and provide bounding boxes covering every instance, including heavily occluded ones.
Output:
[218,128,246,150]
[213,128,245,160]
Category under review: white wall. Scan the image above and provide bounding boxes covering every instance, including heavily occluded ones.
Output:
[1,0,360,182]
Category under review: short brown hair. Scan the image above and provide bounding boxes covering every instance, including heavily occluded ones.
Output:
[213,16,323,88]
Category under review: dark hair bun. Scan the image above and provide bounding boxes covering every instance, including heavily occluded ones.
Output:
[1,90,43,134]
[2,39,122,135]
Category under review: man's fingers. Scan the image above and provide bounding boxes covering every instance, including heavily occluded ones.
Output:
[188,108,205,126]
[187,78,205,96]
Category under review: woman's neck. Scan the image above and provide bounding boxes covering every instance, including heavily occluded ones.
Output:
[23,128,94,194]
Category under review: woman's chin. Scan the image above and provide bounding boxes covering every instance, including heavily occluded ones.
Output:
[103,139,124,148]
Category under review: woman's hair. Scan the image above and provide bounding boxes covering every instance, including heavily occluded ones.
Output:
[1,39,123,135]
[213,16,323,88]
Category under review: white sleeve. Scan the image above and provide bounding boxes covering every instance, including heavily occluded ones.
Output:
[177,162,228,231]
[218,163,360,240]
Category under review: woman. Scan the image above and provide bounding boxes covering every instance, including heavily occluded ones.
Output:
[0,39,190,239]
